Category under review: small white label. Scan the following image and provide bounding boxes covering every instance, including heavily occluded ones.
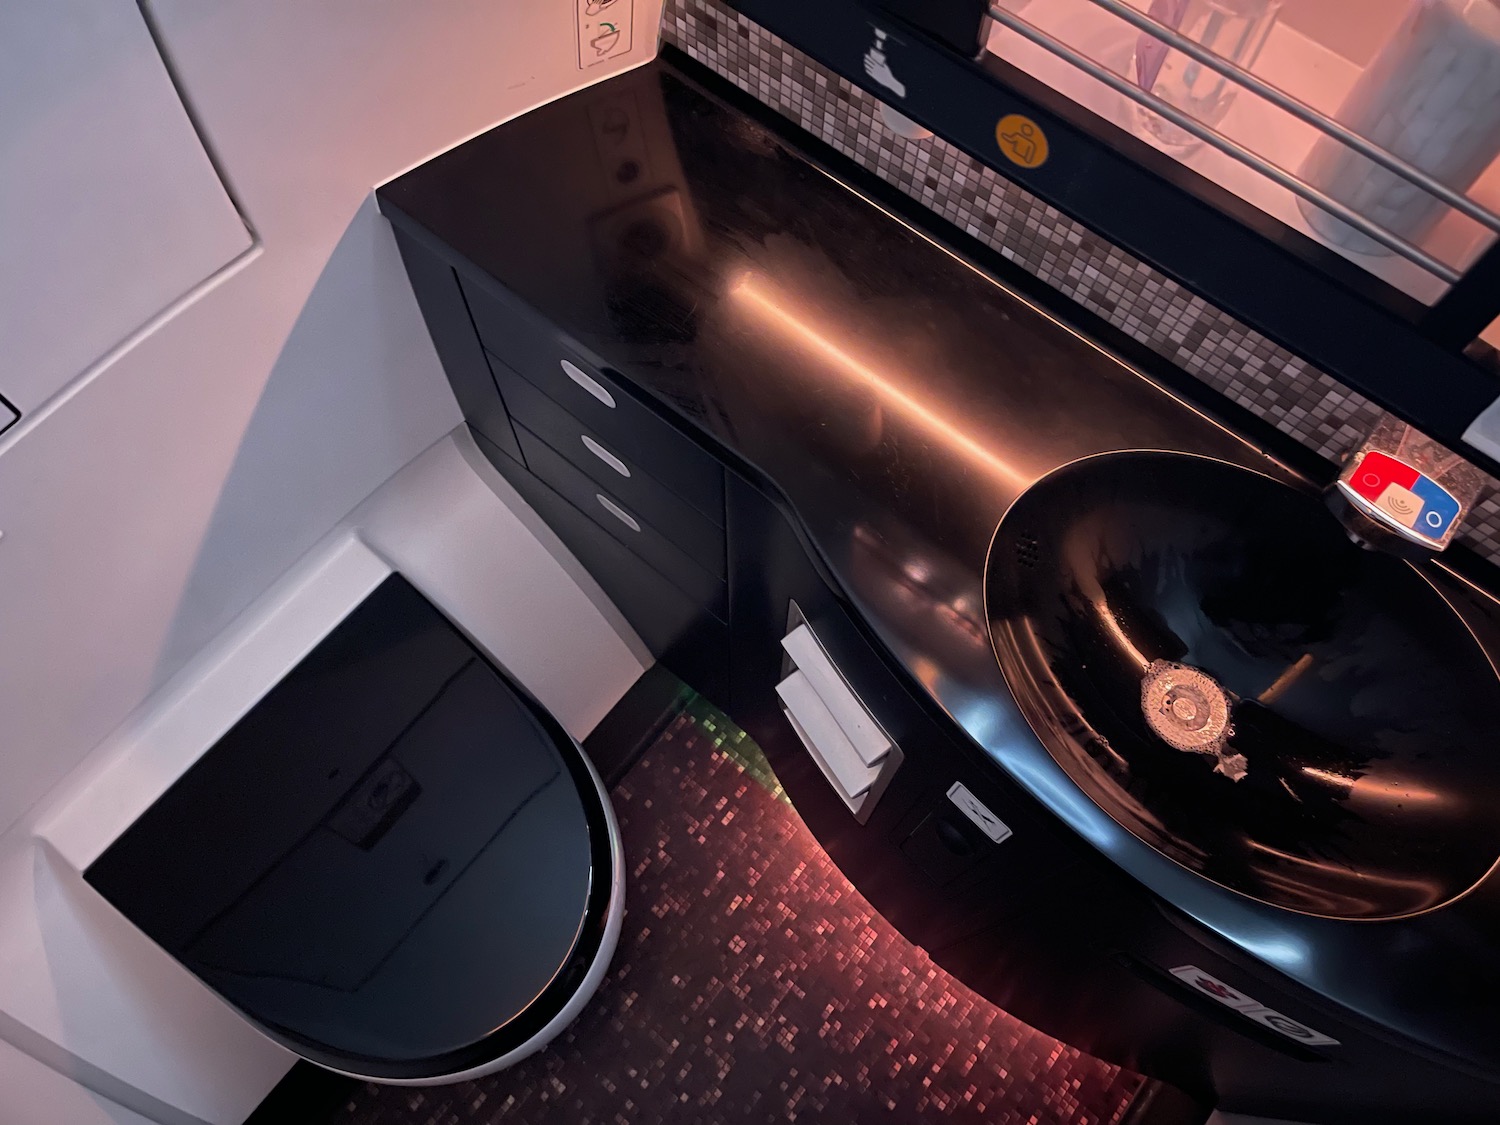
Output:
[863,26,906,98]
[946,782,1012,844]
[1169,966,1340,1048]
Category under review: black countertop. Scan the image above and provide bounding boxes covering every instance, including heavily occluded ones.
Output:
[379,56,1500,1078]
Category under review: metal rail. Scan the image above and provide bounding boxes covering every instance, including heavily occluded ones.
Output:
[987,4,1463,282]
[1082,0,1500,236]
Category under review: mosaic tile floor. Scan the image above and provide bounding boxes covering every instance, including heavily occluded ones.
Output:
[334,704,1146,1125]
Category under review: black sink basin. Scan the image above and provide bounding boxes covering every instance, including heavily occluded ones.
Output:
[985,451,1500,920]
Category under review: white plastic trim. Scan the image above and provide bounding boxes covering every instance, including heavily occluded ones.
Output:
[781,624,891,767]
[776,670,881,800]
[561,359,615,407]
[581,433,630,477]
[321,740,626,1085]
[595,493,641,532]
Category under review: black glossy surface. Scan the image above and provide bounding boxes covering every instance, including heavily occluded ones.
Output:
[724,471,1084,959]
[988,452,1500,920]
[87,576,613,1080]
[462,276,725,523]
[501,371,726,577]
[513,422,727,614]
[379,55,1500,1114]
[494,363,726,566]
[722,0,1500,478]
[392,229,523,465]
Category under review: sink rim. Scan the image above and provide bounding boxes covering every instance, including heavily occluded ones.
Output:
[982,448,1500,923]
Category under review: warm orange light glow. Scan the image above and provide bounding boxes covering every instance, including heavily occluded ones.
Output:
[1298,766,1444,807]
[1096,604,1149,670]
[730,275,1031,490]
[1258,653,1313,705]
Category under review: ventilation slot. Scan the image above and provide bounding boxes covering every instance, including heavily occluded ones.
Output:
[1015,532,1041,569]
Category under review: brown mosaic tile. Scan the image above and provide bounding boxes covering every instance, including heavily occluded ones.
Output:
[333,708,1146,1125]
[661,0,1500,564]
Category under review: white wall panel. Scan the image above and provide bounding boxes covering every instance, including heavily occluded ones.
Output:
[0,0,658,841]
[0,1,251,414]
[0,0,660,1120]
[16,433,647,1125]
[0,1031,163,1125]
[0,843,293,1125]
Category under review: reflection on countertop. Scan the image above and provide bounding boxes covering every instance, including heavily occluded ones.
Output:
[377,59,1500,1078]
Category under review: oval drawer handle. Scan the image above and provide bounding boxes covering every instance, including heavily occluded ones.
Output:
[560,359,615,408]
[595,493,640,532]
[580,433,630,477]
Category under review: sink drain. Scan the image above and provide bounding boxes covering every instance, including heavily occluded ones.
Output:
[1141,660,1246,780]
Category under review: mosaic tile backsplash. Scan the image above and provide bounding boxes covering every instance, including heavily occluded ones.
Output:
[660,0,1500,565]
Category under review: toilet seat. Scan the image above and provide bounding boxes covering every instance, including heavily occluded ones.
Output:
[87,576,624,1083]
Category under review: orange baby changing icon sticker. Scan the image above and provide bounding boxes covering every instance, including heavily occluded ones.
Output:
[995,114,1048,169]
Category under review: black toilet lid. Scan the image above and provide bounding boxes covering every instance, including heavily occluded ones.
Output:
[88,576,615,1080]
[986,452,1500,920]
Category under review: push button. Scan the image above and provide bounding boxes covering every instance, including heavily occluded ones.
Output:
[1343,450,1460,543]
[1408,473,1461,539]
[1373,482,1423,527]
[1347,450,1418,503]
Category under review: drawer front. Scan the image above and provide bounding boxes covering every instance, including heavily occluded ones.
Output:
[499,370,724,578]
[470,428,730,705]
[462,276,723,521]
[514,423,727,620]
[392,229,523,465]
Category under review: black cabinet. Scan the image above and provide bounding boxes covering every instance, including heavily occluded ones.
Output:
[382,61,1500,1120]
[397,212,1095,994]
[394,223,1500,1119]
[497,368,726,565]
[511,424,727,616]
[724,472,1090,957]
[392,229,523,466]
[390,227,728,705]
[463,276,725,523]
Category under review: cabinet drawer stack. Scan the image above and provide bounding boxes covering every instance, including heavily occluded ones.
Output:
[391,227,728,701]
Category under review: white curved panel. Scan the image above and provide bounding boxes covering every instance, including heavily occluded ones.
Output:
[0,1,251,414]
[0,1033,160,1125]
[0,0,659,1119]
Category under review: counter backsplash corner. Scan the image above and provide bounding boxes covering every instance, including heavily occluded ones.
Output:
[660,0,1500,572]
